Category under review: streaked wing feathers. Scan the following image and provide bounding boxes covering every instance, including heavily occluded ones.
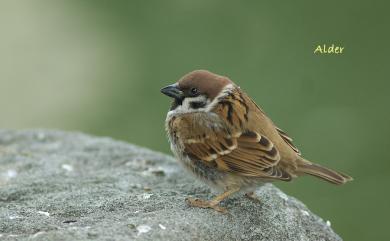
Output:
[184,130,291,180]
[276,127,301,155]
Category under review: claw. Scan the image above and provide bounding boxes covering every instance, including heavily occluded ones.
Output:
[184,187,239,213]
[245,192,261,203]
[185,197,227,213]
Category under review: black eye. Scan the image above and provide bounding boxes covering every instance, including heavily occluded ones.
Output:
[190,88,199,95]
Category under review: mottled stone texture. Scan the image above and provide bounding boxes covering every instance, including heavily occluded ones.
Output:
[0,130,342,241]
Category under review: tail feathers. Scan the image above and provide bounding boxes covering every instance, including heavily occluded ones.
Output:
[297,162,353,185]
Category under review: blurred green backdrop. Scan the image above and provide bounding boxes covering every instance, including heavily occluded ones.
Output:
[1,1,389,240]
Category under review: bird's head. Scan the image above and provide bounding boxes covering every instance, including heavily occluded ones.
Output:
[161,70,233,113]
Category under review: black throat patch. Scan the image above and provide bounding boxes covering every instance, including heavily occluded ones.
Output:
[170,99,182,110]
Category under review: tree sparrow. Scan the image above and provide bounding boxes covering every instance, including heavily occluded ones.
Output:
[161,70,352,213]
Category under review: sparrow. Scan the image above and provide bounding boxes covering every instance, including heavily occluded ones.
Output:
[161,70,352,213]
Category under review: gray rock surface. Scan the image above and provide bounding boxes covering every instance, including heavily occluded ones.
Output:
[0,130,342,241]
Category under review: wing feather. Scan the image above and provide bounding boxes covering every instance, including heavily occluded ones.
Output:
[183,130,291,180]
[276,127,301,155]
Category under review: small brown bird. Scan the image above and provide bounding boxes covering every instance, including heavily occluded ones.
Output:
[161,70,352,213]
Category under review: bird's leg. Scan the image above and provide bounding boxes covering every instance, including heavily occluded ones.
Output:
[186,187,240,213]
[245,191,261,203]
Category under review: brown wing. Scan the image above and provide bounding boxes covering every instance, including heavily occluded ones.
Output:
[183,130,292,181]
[276,127,301,155]
[244,91,301,156]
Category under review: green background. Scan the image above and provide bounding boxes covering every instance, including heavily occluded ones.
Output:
[1,1,389,240]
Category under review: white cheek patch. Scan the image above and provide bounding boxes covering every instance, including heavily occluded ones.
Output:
[167,84,234,117]
[182,95,208,109]
[168,95,210,116]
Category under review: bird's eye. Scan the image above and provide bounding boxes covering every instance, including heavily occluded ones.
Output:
[190,88,198,95]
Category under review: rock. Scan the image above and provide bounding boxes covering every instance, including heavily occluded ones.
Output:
[0,130,342,241]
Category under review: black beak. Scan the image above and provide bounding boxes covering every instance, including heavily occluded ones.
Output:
[160,83,183,100]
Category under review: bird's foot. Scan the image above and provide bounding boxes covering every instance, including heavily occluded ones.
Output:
[185,197,227,213]
[245,191,261,203]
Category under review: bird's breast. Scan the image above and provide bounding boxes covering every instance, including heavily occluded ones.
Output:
[165,113,230,188]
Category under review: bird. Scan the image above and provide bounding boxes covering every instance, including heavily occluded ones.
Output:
[161,70,352,213]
